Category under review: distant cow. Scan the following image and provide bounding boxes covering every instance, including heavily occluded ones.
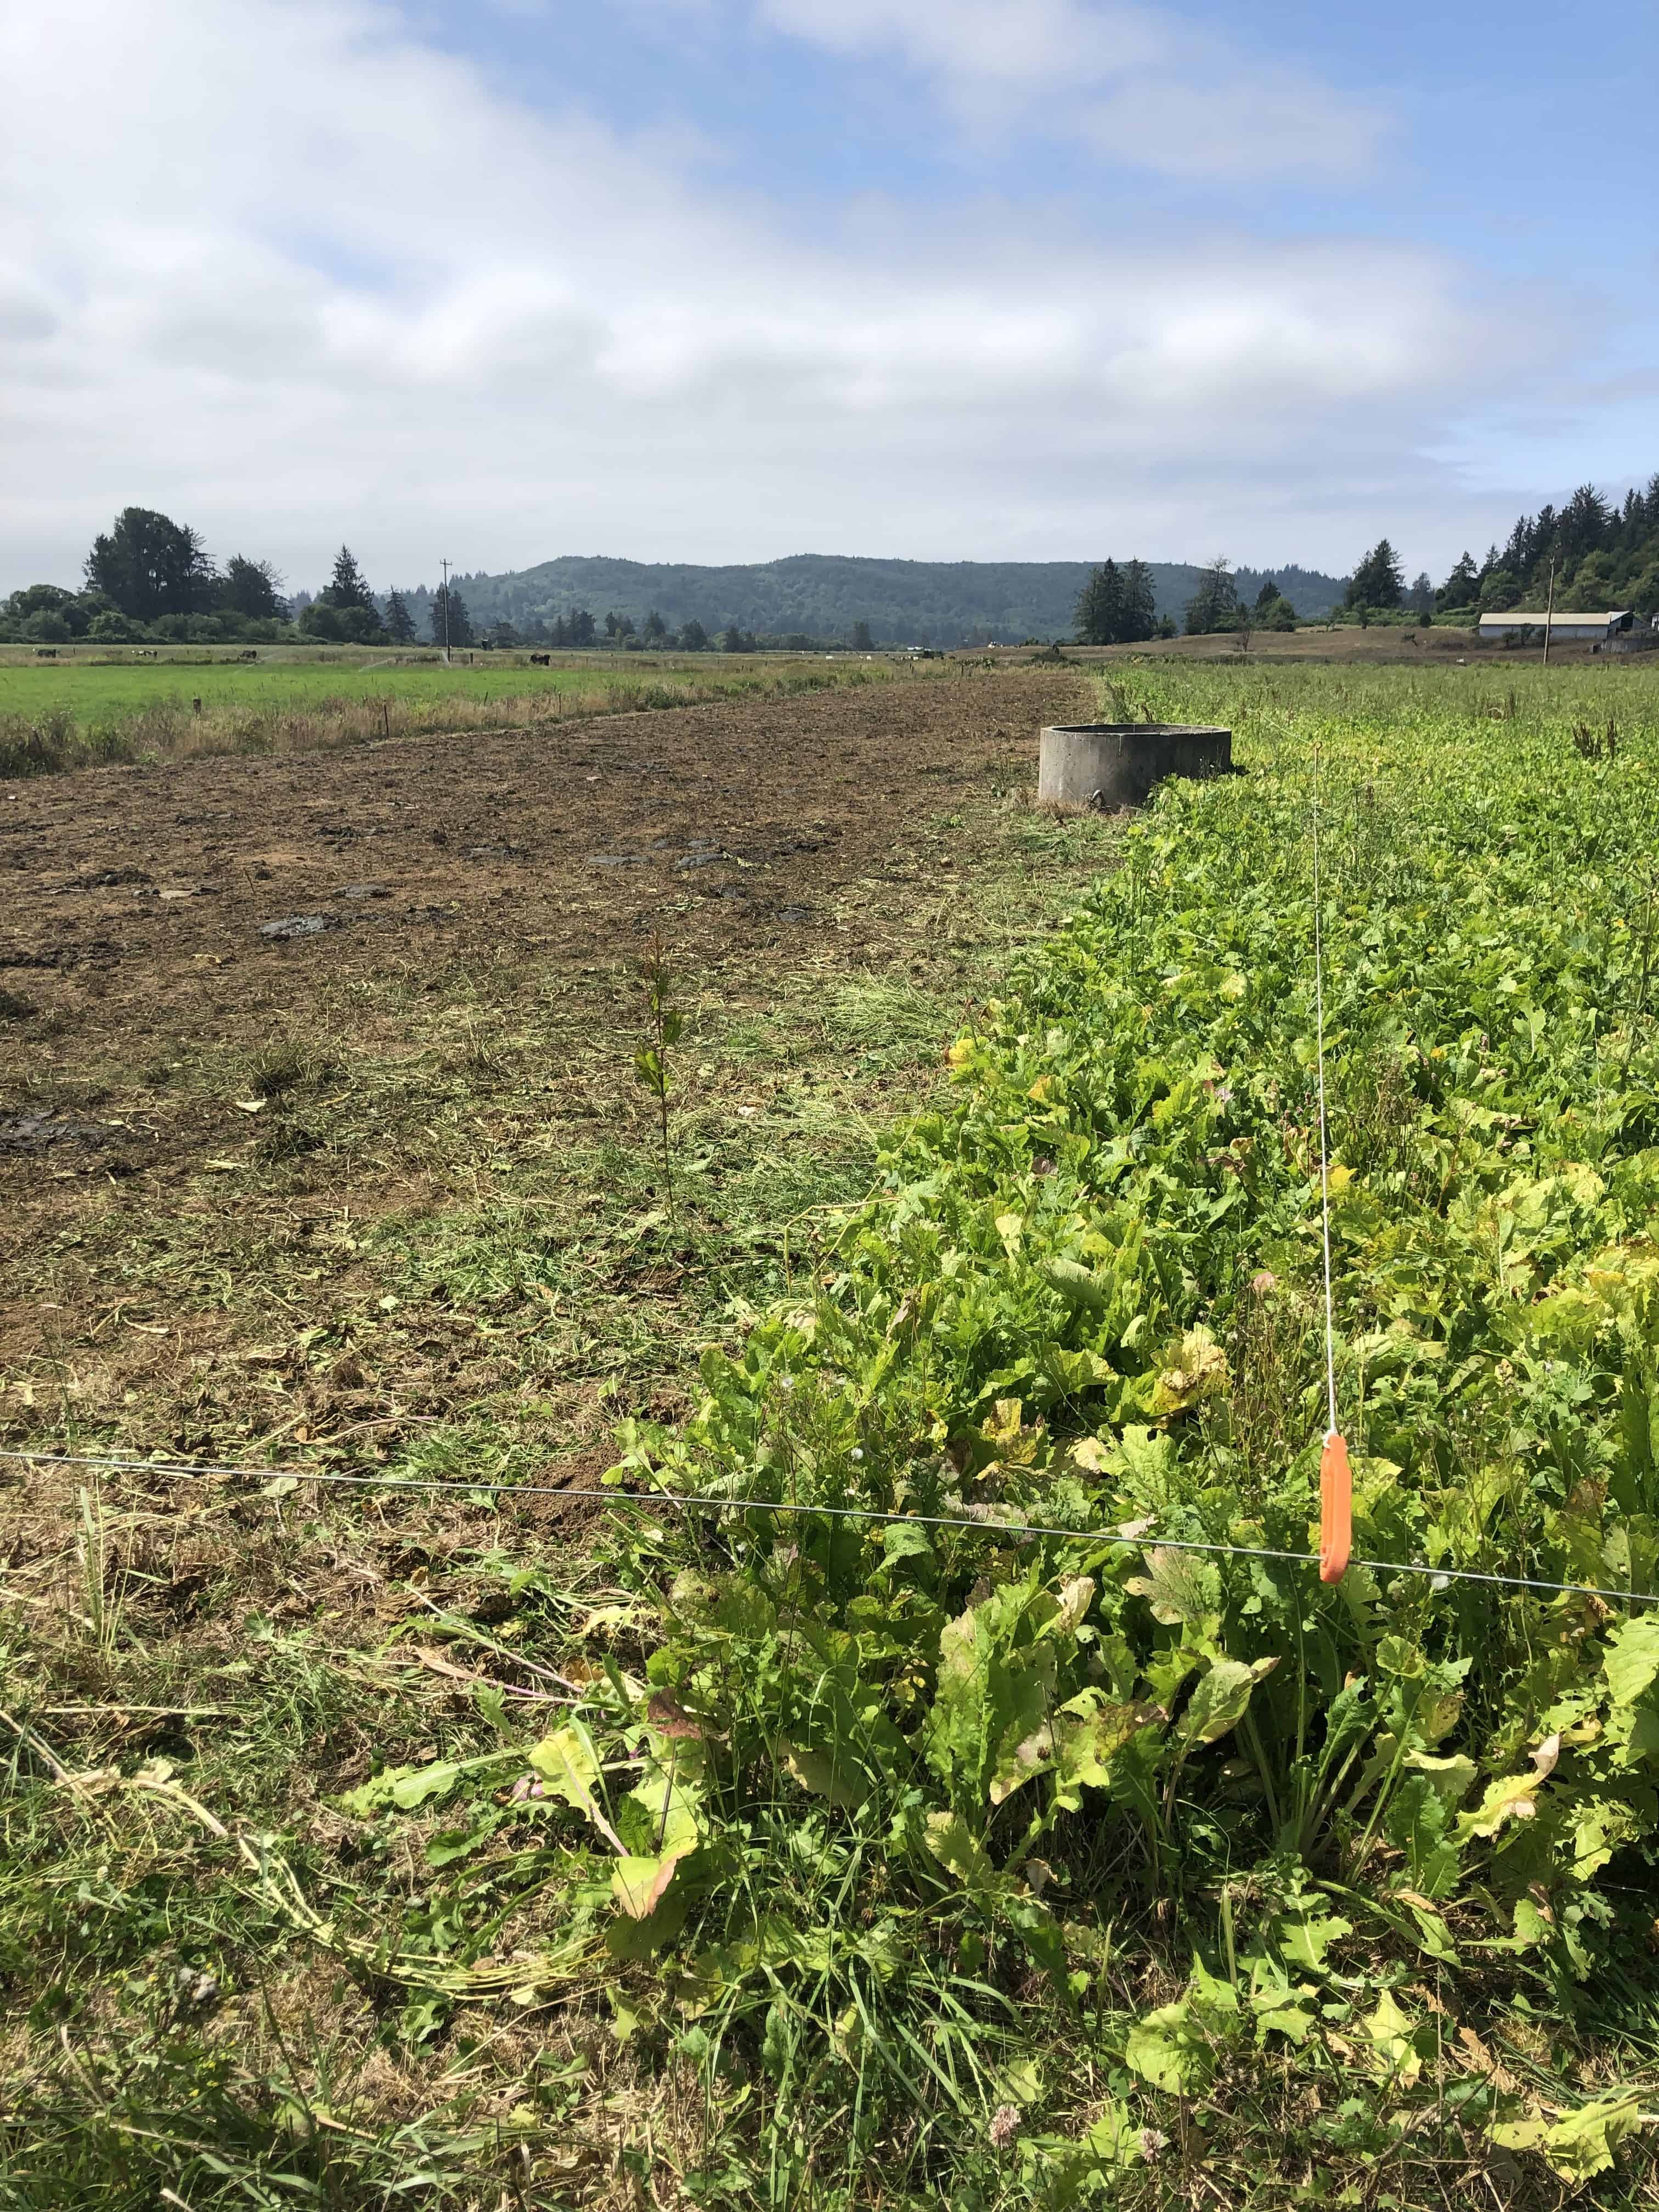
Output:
[529,652,550,665]
[34,647,57,659]
[238,648,258,661]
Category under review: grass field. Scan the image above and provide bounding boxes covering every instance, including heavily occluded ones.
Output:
[0,649,916,777]
[8,657,1659,2207]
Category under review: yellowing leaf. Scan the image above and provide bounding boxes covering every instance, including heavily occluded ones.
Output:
[1492,2094,1644,2182]
[1177,1656,1279,1752]
[923,1810,995,1891]
[1455,1770,1542,1844]
[527,1723,624,1853]
[1364,1989,1421,2086]
[988,1724,1052,1806]
[1150,1325,1229,1412]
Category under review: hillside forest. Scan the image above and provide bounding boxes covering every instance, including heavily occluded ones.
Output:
[4,475,1657,650]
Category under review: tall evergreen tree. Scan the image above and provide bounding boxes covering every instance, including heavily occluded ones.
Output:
[1184,557,1240,636]
[1436,552,1479,611]
[1346,539,1404,611]
[219,555,286,620]
[428,582,473,649]
[1075,560,1125,645]
[1120,560,1158,642]
[319,545,376,614]
[383,590,416,644]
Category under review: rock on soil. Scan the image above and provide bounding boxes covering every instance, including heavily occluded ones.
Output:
[259,912,342,940]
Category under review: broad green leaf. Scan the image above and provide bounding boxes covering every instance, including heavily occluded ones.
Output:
[880,1521,933,1568]
[780,1736,870,1810]
[1126,1547,1222,1630]
[1278,1914,1352,1976]
[1040,1256,1108,1313]
[610,1780,699,1920]
[1385,1768,1468,1899]
[1125,1999,1215,2094]
[1252,1990,1317,2044]
[1604,1613,1659,1707]
[1177,1655,1279,1751]
[337,1750,514,1819]
[338,1759,462,1817]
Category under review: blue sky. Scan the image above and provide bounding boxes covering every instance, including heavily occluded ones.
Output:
[3,0,1655,591]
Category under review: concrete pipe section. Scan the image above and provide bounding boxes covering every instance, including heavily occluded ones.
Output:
[1037,723,1233,812]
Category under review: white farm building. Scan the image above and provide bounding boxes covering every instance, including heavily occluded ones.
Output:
[1478,608,1634,644]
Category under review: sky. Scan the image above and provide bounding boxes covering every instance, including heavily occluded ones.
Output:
[2,0,1656,595]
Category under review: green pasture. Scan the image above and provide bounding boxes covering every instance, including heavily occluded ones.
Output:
[0,648,838,729]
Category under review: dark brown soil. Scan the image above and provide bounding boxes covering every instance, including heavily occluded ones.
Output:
[0,665,1088,1416]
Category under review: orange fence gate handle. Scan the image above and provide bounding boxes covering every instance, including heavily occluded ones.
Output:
[1319,1430,1351,1584]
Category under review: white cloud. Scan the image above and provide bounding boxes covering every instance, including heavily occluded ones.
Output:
[0,0,1564,590]
[755,0,1386,181]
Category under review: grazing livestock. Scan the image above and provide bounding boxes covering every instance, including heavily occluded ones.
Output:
[529,652,550,665]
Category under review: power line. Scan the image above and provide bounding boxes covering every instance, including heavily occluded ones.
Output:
[2,1446,1655,1611]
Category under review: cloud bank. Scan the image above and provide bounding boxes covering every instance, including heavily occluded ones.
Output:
[0,0,1561,590]
[756,0,1386,180]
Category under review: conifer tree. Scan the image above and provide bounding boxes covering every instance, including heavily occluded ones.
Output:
[1345,540,1403,611]
[1120,560,1158,642]
[1184,557,1240,636]
[321,545,376,613]
[1075,560,1122,645]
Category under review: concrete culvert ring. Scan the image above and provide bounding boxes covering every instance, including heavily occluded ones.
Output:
[1038,723,1232,812]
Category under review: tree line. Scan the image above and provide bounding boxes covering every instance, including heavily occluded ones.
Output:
[0,507,869,653]
[1073,556,1300,641]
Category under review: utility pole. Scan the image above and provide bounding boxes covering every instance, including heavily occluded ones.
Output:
[1542,556,1556,669]
[441,556,452,665]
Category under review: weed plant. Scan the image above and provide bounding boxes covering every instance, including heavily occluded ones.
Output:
[504,663,1659,2198]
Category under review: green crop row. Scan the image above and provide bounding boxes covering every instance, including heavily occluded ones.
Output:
[336,667,1659,2202]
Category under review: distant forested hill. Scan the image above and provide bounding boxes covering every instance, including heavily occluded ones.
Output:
[390,554,1346,647]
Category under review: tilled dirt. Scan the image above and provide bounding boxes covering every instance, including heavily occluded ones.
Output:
[0,670,1077,1160]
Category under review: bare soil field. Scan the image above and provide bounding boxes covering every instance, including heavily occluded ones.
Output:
[0,664,1091,1461]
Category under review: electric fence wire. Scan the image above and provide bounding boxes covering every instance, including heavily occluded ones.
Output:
[3,1445,1657,1612]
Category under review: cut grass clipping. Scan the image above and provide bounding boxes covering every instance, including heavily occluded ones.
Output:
[12,660,1659,2205]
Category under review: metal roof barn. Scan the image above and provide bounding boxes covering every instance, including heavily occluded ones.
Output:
[1478,610,1634,641]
